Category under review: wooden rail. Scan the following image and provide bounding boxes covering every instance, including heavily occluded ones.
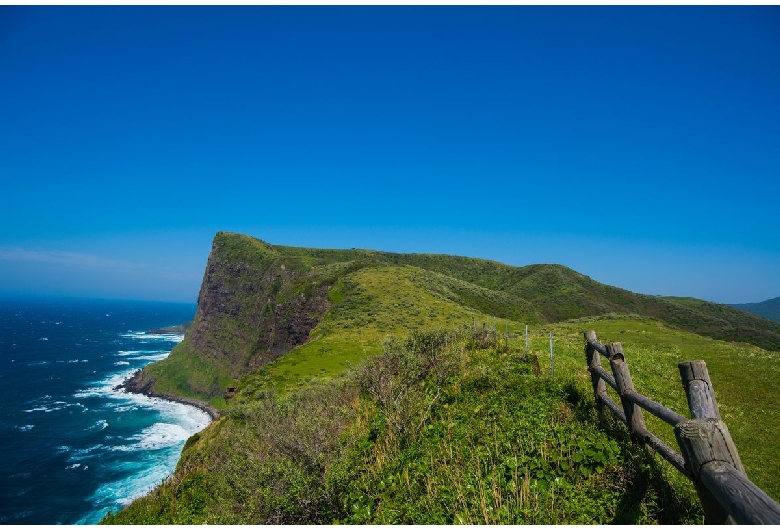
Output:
[584,331,780,525]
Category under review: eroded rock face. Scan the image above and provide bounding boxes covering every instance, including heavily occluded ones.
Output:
[187,247,331,379]
[126,233,337,401]
[125,233,332,400]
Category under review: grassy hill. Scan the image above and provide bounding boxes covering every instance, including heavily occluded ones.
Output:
[103,232,780,524]
[733,295,780,323]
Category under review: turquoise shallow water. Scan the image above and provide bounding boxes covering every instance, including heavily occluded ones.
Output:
[0,297,209,524]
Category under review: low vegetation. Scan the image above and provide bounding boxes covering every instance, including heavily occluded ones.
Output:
[103,315,780,524]
[102,233,780,523]
[137,233,780,408]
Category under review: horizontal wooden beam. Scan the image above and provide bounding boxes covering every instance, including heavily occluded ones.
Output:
[636,428,690,479]
[590,365,618,392]
[599,393,626,424]
[586,338,611,359]
[699,461,780,524]
[624,390,688,427]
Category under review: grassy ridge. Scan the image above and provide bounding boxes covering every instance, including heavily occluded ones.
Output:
[105,233,780,523]
[103,316,780,524]
[139,233,780,408]
[270,236,780,351]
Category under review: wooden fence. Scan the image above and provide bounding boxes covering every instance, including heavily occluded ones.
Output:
[584,330,780,525]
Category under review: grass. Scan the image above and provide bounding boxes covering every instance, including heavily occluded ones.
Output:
[550,315,780,500]
[134,233,780,410]
[105,232,780,524]
[339,341,698,524]
[103,317,780,524]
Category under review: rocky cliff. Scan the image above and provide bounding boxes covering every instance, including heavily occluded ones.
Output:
[122,232,334,404]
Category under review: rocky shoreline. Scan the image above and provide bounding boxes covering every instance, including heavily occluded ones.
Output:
[146,322,193,335]
[115,369,220,422]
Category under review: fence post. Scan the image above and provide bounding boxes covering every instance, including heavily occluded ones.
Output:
[525,325,529,360]
[606,342,647,439]
[584,331,606,423]
[549,331,554,378]
[675,361,743,524]
[678,360,722,420]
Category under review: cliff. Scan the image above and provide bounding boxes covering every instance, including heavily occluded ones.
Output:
[121,232,335,405]
[104,231,780,524]
[123,231,780,409]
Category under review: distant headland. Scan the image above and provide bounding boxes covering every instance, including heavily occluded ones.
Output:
[146,322,193,334]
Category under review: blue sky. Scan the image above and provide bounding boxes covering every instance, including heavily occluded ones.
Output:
[1,6,779,304]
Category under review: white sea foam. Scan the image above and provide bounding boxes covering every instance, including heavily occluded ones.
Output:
[119,332,185,343]
[17,425,34,431]
[129,353,169,362]
[79,411,210,523]
[79,456,177,523]
[148,334,185,342]
[114,422,190,452]
[68,331,210,524]
[117,349,165,356]
[75,369,137,399]
[90,420,108,431]
[24,404,63,413]
[68,444,107,461]
[109,404,138,413]
[67,463,82,469]
[111,391,210,433]
[73,389,100,399]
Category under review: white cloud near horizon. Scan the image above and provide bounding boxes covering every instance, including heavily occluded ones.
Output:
[0,247,147,270]
[0,246,203,302]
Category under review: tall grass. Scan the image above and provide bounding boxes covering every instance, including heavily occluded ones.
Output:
[105,324,734,524]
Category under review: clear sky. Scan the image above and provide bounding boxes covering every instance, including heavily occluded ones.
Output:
[1,6,779,304]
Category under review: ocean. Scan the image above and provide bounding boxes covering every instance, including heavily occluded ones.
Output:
[0,296,210,525]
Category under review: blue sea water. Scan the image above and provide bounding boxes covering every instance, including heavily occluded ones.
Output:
[0,296,210,524]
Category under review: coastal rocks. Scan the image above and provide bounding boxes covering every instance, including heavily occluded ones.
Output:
[146,322,192,334]
[117,369,155,394]
[116,370,220,421]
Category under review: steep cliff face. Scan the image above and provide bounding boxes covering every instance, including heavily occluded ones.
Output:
[124,232,333,403]
[190,242,328,375]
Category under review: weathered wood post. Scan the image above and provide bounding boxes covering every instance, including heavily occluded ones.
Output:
[607,342,647,439]
[584,331,606,423]
[675,360,741,524]
[549,331,554,378]
[525,324,529,360]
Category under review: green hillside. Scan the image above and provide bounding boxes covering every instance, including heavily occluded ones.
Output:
[733,296,780,323]
[103,232,780,524]
[131,232,780,409]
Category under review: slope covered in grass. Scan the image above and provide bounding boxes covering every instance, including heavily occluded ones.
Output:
[134,233,780,410]
[103,316,780,524]
[106,232,780,524]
